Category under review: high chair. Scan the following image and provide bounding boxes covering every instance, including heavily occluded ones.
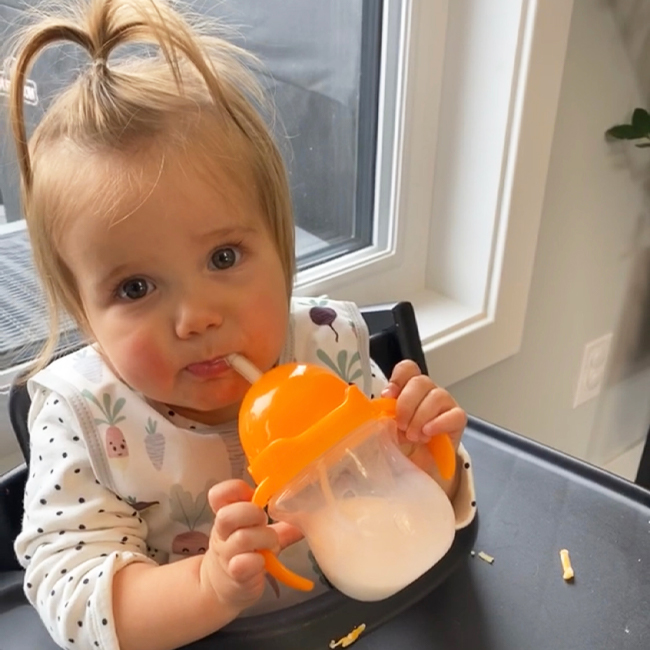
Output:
[0,301,477,650]
[2,303,649,650]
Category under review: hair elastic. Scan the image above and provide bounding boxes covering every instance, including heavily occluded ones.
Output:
[92,57,108,74]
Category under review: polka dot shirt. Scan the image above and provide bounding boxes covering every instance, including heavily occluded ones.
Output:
[15,358,476,649]
[16,392,153,650]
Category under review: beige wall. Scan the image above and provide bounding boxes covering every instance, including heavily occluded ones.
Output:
[450,0,650,466]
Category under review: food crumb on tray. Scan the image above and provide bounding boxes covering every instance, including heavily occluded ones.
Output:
[329,623,367,648]
[477,551,494,565]
[560,548,574,581]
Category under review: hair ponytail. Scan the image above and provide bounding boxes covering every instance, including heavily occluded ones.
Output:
[11,0,270,187]
[10,20,93,192]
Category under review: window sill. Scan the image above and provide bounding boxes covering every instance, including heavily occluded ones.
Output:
[299,0,574,387]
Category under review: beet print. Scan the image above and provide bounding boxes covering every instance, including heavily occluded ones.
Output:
[169,483,215,557]
[82,390,129,461]
[172,530,210,556]
[125,496,160,512]
[309,306,339,342]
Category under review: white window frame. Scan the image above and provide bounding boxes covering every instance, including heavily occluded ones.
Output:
[294,0,574,387]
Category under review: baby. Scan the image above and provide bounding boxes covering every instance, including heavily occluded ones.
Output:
[7,1,476,649]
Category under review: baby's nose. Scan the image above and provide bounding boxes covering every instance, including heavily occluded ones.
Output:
[175,299,223,338]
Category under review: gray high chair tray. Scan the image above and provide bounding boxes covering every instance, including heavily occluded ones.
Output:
[1,416,649,649]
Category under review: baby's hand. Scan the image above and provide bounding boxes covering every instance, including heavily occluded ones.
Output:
[201,480,302,612]
[381,360,467,451]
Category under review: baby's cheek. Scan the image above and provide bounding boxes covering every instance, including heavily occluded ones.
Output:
[114,336,171,393]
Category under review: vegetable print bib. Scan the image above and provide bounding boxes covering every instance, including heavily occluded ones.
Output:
[28,297,372,613]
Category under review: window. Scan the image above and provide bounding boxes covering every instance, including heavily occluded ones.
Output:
[0,0,382,265]
[0,0,573,388]
[296,0,574,388]
[189,0,384,271]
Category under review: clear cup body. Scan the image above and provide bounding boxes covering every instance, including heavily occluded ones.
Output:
[268,418,456,601]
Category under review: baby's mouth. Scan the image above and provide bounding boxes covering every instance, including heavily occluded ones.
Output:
[185,356,231,378]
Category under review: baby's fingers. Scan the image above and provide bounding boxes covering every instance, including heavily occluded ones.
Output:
[382,360,423,398]
[402,386,453,442]
[270,521,304,550]
[228,552,267,583]
[214,501,267,541]
[422,406,467,449]
[393,374,436,433]
[218,523,280,566]
[208,479,255,514]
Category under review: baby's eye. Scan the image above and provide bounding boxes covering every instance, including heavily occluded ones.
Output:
[209,246,241,270]
[117,278,154,301]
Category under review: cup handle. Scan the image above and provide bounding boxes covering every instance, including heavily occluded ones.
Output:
[372,398,457,480]
[427,433,457,480]
[251,484,314,592]
[259,549,314,592]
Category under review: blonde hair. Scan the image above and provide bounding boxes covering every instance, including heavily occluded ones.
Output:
[8,0,295,376]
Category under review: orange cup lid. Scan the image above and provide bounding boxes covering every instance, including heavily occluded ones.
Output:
[238,363,395,507]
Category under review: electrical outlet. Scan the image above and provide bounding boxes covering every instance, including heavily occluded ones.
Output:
[573,333,613,408]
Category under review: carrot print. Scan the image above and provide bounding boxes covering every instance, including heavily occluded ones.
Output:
[144,417,165,470]
[82,390,129,459]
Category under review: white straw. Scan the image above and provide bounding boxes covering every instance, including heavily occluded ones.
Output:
[226,353,263,384]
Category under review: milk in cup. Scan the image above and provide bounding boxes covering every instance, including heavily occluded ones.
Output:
[231,356,457,599]
[268,418,456,600]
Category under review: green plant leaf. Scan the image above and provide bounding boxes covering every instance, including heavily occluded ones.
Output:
[169,484,197,528]
[605,124,646,140]
[337,350,348,379]
[102,393,112,418]
[112,397,126,420]
[316,348,339,375]
[631,108,650,133]
[82,389,103,411]
[349,369,363,382]
[635,142,650,148]
[193,481,216,528]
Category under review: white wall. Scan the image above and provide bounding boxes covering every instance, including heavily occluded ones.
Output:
[450,0,650,467]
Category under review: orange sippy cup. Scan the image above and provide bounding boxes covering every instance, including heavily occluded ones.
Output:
[229,354,457,600]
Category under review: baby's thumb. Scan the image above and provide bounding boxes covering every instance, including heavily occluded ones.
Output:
[208,479,254,513]
[270,521,304,551]
[381,382,399,399]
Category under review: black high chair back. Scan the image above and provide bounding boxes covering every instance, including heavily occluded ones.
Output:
[0,301,476,650]
[637,429,650,490]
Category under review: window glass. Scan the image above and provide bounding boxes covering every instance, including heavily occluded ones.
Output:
[0,1,383,269]
[0,0,384,369]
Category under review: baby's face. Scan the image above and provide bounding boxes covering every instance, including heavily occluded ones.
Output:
[61,155,289,425]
